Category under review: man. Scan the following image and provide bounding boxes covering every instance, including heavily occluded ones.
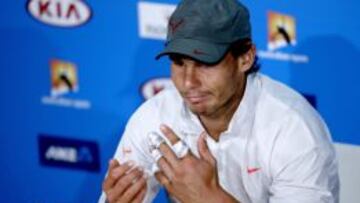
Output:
[99,0,339,202]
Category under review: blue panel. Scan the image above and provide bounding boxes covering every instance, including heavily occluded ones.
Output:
[0,0,359,202]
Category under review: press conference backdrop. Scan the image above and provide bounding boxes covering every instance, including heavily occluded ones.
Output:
[0,0,359,202]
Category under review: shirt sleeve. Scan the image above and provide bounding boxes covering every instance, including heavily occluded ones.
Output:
[98,104,162,203]
[269,112,340,203]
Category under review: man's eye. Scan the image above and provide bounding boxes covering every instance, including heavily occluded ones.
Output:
[201,64,215,69]
[169,55,184,66]
[173,59,184,66]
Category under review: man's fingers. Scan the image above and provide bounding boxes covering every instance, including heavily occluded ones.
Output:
[159,142,179,167]
[107,168,144,202]
[111,161,135,178]
[102,161,133,191]
[159,124,192,159]
[155,171,175,196]
[131,187,147,203]
[155,171,172,189]
[109,159,120,170]
[157,156,175,181]
[118,174,147,203]
[160,124,180,144]
[197,132,216,165]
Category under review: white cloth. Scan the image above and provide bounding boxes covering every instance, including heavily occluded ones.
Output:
[147,131,189,174]
[98,73,339,203]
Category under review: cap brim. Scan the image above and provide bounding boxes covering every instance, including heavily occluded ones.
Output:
[156,38,229,64]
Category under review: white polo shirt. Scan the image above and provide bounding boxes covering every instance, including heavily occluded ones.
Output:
[99,73,339,203]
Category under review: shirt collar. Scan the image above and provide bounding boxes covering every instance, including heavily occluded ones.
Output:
[179,73,260,138]
[225,73,260,137]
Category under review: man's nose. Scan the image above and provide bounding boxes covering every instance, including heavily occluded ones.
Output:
[184,65,200,89]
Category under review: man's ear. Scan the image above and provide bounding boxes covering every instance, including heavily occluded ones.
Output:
[237,45,256,73]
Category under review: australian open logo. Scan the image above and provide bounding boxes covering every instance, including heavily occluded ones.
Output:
[258,11,310,63]
[267,11,297,51]
[49,59,79,97]
[41,59,91,110]
[27,0,92,27]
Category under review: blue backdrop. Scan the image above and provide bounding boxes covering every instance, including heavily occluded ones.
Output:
[0,0,359,202]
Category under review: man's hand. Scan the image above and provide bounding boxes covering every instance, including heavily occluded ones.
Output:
[155,124,239,203]
[102,159,147,203]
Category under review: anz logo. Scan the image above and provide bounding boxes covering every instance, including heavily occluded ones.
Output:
[27,0,92,27]
[39,134,100,172]
[45,146,93,163]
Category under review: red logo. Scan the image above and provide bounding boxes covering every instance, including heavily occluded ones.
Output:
[169,19,184,34]
[122,147,132,155]
[247,167,261,174]
[27,0,92,27]
[193,49,207,55]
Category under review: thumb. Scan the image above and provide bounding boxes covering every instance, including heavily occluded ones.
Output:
[197,132,216,166]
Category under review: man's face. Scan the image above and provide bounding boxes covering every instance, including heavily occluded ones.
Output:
[170,52,246,117]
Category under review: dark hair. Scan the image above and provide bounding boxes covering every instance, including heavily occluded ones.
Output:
[229,38,260,75]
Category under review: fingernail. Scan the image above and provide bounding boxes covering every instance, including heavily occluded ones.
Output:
[160,124,167,132]
[137,167,145,174]
[112,168,122,178]
[108,159,113,166]
[126,160,135,167]
[143,172,149,179]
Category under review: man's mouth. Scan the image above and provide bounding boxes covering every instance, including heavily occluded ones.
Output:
[184,93,209,104]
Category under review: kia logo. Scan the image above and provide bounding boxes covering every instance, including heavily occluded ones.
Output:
[27,0,92,27]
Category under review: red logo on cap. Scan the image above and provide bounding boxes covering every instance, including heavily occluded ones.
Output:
[193,49,207,55]
[169,19,184,34]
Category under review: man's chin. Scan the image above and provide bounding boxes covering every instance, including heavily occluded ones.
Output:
[187,104,209,115]
[184,98,214,115]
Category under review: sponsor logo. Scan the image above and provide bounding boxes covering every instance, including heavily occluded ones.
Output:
[258,11,309,63]
[122,147,133,160]
[193,49,208,55]
[41,59,91,110]
[50,59,78,97]
[122,147,132,155]
[38,134,100,172]
[141,77,173,100]
[169,18,184,34]
[267,11,297,51]
[247,167,261,174]
[138,1,176,40]
[27,0,92,28]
